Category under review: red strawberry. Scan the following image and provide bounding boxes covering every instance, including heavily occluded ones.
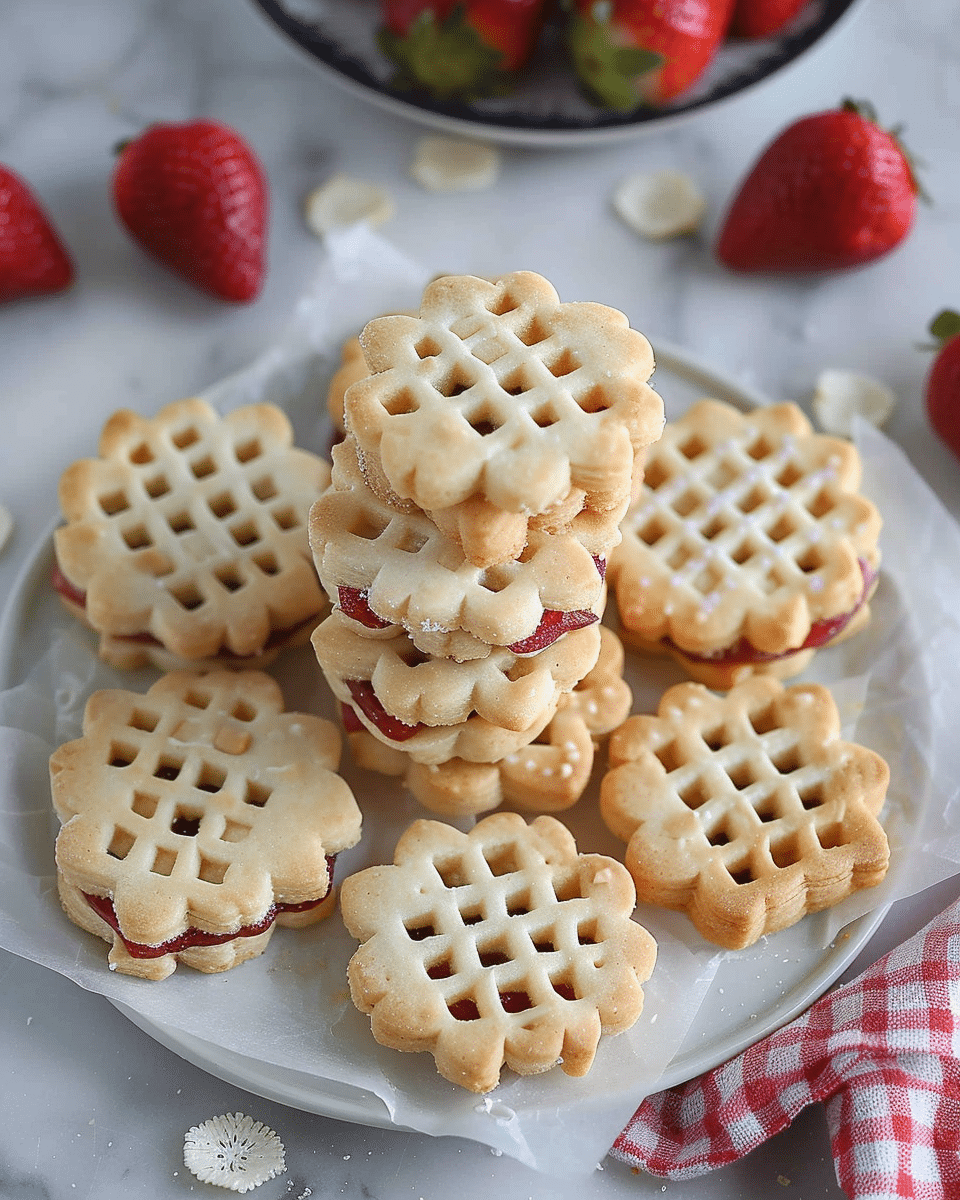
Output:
[924,309,960,461]
[112,120,267,303]
[565,0,736,111]
[0,165,74,303]
[380,0,549,100]
[729,0,808,39]
[716,99,920,274]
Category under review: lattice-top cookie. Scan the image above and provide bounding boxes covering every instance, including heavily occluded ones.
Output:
[312,610,600,735]
[349,626,632,817]
[600,676,890,949]
[50,670,362,979]
[54,398,330,665]
[340,812,657,1092]
[310,439,605,661]
[608,400,881,688]
[345,271,663,566]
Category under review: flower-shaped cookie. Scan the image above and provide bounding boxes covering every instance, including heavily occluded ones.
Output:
[345,271,663,566]
[350,626,632,816]
[600,676,890,949]
[54,398,329,666]
[608,399,881,689]
[310,439,605,661]
[312,610,600,737]
[340,812,657,1092]
[50,670,362,979]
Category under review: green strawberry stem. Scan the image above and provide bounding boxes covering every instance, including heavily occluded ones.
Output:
[566,7,663,112]
[379,6,509,101]
[929,309,960,346]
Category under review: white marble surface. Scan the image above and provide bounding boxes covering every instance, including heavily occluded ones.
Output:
[2,0,960,1196]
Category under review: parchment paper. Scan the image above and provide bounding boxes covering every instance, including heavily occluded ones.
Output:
[1,227,959,1176]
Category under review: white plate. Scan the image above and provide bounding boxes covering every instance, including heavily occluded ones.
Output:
[0,341,893,1134]
[250,0,867,148]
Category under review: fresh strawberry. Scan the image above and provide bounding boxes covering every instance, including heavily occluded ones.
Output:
[565,0,736,111]
[924,309,960,461]
[111,120,267,303]
[380,0,549,100]
[716,99,920,273]
[0,165,74,303]
[729,0,808,39]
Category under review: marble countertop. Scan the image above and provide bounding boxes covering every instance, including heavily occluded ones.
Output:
[2,0,959,1196]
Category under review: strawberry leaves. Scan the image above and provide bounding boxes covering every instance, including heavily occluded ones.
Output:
[566,8,663,112]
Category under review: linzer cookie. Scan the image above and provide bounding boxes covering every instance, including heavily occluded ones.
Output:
[608,399,881,689]
[50,669,362,980]
[310,439,606,662]
[340,812,657,1093]
[349,627,632,816]
[344,271,664,567]
[53,398,330,670]
[313,610,600,762]
[600,676,890,950]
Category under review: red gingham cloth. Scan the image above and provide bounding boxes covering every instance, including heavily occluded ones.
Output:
[612,898,960,1199]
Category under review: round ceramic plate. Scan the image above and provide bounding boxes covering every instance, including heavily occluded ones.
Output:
[0,341,894,1132]
[250,0,866,147]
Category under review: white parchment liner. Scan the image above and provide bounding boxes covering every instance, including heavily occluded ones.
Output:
[1,227,959,1177]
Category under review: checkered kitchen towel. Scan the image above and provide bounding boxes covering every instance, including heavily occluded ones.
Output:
[612,898,960,1199]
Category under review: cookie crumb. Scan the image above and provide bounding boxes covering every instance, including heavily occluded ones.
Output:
[0,503,12,555]
[613,170,705,240]
[410,136,500,192]
[812,368,896,436]
[304,174,393,236]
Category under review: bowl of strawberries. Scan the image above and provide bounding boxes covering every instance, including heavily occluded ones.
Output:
[251,0,865,146]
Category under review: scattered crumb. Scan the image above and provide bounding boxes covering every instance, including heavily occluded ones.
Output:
[304,174,393,237]
[613,170,706,240]
[812,369,897,436]
[0,503,12,555]
[410,136,500,192]
[183,1113,285,1193]
[778,1174,791,1186]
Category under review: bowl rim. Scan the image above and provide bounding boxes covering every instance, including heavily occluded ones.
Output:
[249,0,866,148]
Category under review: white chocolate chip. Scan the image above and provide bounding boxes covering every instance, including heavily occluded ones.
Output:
[812,369,897,437]
[304,174,394,237]
[612,170,706,240]
[410,137,500,193]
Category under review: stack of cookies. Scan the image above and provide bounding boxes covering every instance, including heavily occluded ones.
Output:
[309,270,665,815]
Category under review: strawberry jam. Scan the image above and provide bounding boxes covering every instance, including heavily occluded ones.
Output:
[345,679,422,742]
[82,855,335,959]
[668,558,877,667]
[508,608,598,655]
[448,998,481,1021]
[337,586,391,630]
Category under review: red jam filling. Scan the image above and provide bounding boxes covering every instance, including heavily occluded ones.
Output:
[345,679,422,742]
[507,608,598,655]
[82,855,335,960]
[337,586,391,630]
[669,558,877,667]
[51,565,308,657]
